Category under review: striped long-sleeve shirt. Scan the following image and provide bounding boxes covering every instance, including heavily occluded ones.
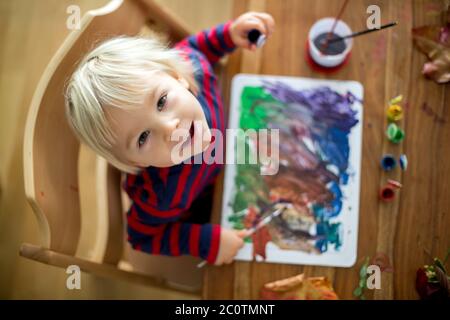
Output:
[123,21,236,264]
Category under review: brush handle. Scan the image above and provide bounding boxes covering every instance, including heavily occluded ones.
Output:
[246,215,274,236]
[197,260,207,268]
[246,206,285,236]
[326,21,398,44]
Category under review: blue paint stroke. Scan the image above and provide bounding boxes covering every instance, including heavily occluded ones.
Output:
[261,81,359,253]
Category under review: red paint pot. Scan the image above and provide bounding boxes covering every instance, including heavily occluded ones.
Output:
[380,185,396,202]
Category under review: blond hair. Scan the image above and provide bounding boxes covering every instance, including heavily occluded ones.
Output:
[65,36,198,174]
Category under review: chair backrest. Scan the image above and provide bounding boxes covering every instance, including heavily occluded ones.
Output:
[23,0,191,259]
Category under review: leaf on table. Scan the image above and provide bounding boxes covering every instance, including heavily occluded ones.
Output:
[260,273,339,300]
[412,3,450,83]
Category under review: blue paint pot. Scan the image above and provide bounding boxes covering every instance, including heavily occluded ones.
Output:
[381,154,396,171]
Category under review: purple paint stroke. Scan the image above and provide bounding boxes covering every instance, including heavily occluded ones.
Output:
[262,80,359,133]
[254,81,360,253]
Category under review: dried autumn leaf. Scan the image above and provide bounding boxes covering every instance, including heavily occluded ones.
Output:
[260,273,339,300]
[412,27,450,83]
[425,45,450,83]
[412,4,450,83]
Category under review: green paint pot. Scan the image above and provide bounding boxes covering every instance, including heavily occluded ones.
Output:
[386,123,404,143]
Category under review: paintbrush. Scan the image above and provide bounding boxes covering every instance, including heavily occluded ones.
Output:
[322,21,398,44]
[197,203,290,268]
[246,203,289,237]
[321,0,349,53]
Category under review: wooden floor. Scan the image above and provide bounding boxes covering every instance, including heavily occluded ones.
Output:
[0,0,231,299]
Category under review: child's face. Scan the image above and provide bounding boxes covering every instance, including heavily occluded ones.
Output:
[106,71,212,168]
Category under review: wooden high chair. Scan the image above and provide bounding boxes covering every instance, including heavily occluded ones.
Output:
[20,0,231,294]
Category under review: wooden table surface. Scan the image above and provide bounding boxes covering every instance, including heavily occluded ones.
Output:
[203,0,450,300]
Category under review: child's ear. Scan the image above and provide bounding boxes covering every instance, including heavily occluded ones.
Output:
[174,73,198,96]
[177,75,189,89]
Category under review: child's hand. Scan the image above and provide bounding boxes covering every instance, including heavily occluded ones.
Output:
[230,12,275,51]
[214,228,249,265]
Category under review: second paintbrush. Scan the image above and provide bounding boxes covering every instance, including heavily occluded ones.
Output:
[322,21,398,45]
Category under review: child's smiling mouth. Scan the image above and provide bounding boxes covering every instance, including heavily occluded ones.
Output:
[175,119,212,161]
[189,121,195,139]
[178,121,195,151]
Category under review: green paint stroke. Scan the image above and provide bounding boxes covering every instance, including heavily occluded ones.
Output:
[228,86,277,230]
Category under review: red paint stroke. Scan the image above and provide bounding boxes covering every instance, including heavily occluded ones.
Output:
[243,206,272,260]
[251,226,272,260]
[243,206,258,229]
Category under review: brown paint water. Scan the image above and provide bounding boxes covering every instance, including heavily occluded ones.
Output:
[314,32,347,55]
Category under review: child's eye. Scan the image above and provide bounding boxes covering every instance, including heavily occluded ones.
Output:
[138,130,150,148]
[157,94,167,111]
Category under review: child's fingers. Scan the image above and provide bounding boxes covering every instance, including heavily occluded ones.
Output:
[214,257,223,266]
[243,18,268,37]
[235,229,251,239]
[251,12,275,36]
[225,244,242,264]
[240,19,267,49]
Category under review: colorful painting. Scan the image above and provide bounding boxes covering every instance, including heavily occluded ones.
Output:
[221,74,363,267]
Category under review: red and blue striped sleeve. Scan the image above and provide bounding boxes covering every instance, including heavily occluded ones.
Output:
[176,20,237,65]
[126,201,221,263]
[124,166,221,264]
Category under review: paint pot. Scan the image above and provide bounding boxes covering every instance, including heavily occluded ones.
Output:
[381,154,397,171]
[308,18,353,68]
[380,180,402,202]
[386,123,405,143]
[380,185,395,201]
[387,104,403,122]
[248,29,266,48]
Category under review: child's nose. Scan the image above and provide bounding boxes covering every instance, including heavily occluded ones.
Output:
[161,118,181,140]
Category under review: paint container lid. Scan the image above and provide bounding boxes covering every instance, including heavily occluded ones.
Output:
[256,34,267,48]
[399,154,408,171]
[387,179,402,189]
[389,95,403,105]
